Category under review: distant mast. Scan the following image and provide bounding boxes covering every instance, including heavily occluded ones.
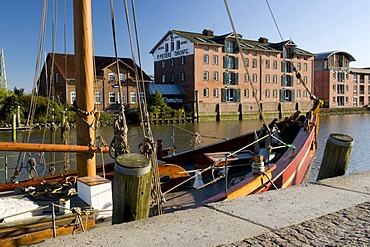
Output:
[73,0,96,177]
[0,48,8,91]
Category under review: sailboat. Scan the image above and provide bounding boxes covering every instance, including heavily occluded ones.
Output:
[0,0,321,245]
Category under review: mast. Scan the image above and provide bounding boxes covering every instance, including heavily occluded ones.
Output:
[73,0,96,177]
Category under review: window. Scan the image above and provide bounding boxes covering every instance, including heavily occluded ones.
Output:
[252,59,257,68]
[203,71,209,80]
[297,62,301,71]
[252,74,257,82]
[303,63,307,71]
[265,60,270,69]
[338,96,345,106]
[303,90,307,97]
[181,72,185,81]
[95,92,102,104]
[203,54,209,64]
[281,61,292,72]
[108,73,116,82]
[70,91,76,104]
[337,85,344,94]
[165,43,169,52]
[273,75,277,83]
[265,74,270,83]
[213,88,218,97]
[244,89,249,98]
[252,51,257,56]
[171,41,174,51]
[244,50,249,55]
[333,71,336,79]
[244,73,249,82]
[224,40,235,53]
[221,88,241,102]
[119,73,125,82]
[281,75,294,86]
[273,89,277,98]
[203,88,209,97]
[203,45,209,51]
[265,89,270,98]
[171,73,175,82]
[181,56,185,65]
[244,58,249,67]
[280,89,295,102]
[161,60,166,68]
[213,47,218,52]
[55,73,59,83]
[297,89,301,98]
[223,72,239,85]
[176,40,180,50]
[213,71,219,81]
[130,92,137,104]
[273,61,277,69]
[354,74,358,83]
[161,74,165,83]
[333,85,336,91]
[223,56,238,69]
[170,58,174,67]
[109,92,116,104]
[346,85,349,91]
[213,55,218,65]
[304,76,307,84]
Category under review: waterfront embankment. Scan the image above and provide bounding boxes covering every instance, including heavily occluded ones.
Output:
[39,170,370,246]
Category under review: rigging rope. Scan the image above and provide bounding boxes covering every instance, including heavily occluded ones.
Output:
[123,0,163,215]
[265,0,315,99]
[223,0,271,133]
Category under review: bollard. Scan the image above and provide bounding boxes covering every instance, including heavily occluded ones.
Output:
[12,114,16,142]
[317,133,354,181]
[112,153,152,224]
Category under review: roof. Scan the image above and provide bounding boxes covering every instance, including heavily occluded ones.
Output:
[314,51,356,62]
[349,67,370,74]
[48,53,151,81]
[150,29,313,56]
[148,84,185,95]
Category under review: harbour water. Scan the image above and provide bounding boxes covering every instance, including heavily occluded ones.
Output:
[0,114,369,183]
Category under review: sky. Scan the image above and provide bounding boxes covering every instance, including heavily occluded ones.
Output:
[1,0,370,93]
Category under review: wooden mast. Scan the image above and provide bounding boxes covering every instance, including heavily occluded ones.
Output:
[73,0,96,177]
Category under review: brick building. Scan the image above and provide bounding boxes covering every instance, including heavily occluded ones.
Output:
[38,53,152,112]
[150,29,315,117]
[314,51,370,108]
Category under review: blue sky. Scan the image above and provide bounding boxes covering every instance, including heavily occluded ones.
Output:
[1,0,370,93]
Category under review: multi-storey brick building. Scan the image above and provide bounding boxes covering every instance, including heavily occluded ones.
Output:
[38,53,152,112]
[314,51,370,108]
[150,29,315,117]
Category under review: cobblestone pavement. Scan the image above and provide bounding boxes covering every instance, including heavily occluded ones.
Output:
[220,202,370,247]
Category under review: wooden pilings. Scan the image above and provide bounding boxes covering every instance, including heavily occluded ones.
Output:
[112,153,152,224]
[317,133,354,180]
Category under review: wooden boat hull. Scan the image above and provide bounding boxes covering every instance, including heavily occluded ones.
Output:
[0,212,95,247]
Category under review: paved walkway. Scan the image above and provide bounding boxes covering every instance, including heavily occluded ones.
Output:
[40,171,370,247]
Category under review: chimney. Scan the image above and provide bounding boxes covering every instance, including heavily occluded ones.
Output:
[258,37,268,43]
[202,29,214,36]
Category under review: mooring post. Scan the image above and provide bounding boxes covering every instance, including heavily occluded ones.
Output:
[317,133,354,181]
[12,114,16,142]
[278,103,282,119]
[112,153,152,224]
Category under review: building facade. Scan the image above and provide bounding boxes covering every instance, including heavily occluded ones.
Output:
[314,51,370,108]
[150,29,315,117]
[38,53,152,112]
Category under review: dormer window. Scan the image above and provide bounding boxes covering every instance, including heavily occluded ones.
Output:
[108,73,116,82]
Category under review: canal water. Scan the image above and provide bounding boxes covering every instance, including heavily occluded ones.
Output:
[0,114,369,183]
